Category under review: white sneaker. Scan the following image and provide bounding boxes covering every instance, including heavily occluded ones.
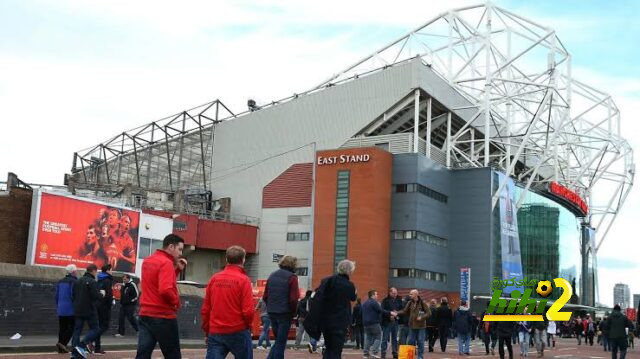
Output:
[114,334,124,338]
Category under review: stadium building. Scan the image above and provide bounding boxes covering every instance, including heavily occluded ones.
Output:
[67,4,634,307]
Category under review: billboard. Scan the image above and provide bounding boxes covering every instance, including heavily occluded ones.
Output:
[497,172,524,293]
[28,191,140,272]
[460,267,471,309]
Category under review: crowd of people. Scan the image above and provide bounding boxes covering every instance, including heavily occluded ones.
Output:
[54,235,638,359]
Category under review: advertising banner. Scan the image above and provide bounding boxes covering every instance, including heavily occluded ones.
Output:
[460,267,471,308]
[30,192,140,272]
[497,172,524,293]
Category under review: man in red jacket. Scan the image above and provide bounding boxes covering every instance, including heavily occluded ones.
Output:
[135,234,187,359]
[201,245,255,358]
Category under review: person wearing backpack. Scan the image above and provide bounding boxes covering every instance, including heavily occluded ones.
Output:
[305,259,357,359]
[94,264,114,355]
[294,290,313,350]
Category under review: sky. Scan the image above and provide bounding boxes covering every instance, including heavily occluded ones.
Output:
[0,0,638,306]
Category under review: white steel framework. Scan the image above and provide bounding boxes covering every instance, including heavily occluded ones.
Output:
[316,2,633,251]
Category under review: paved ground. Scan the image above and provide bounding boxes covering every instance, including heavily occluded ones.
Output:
[1,337,639,358]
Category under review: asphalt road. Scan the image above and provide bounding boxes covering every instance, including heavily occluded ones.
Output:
[1,337,639,358]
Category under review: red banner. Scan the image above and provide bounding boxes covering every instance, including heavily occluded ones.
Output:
[33,193,140,272]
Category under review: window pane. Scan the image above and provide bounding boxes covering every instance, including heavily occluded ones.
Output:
[139,237,151,259]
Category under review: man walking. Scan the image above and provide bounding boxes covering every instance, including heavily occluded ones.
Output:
[55,264,78,353]
[201,245,254,359]
[136,234,187,359]
[318,259,358,358]
[255,298,271,350]
[453,300,473,355]
[362,290,394,358]
[71,264,102,359]
[436,297,453,352]
[116,274,139,337]
[496,321,516,359]
[381,287,403,359]
[294,290,313,350]
[264,255,299,359]
[352,298,364,350]
[532,316,547,357]
[609,304,633,359]
[426,299,439,352]
[396,289,430,359]
[95,264,114,355]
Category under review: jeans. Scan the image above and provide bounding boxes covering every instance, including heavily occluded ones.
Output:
[72,313,99,346]
[604,334,610,351]
[295,318,308,347]
[95,305,111,351]
[206,330,253,359]
[381,321,398,357]
[257,316,271,348]
[135,316,181,359]
[58,316,75,346]
[534,329,545,354]
[577,332,583,345]
[611,337,628,359]
[323,328,347,359]
[499,335,513,359]
[547,333,555,347]
[457,333,471,354]
[518,332,530,356]
[266,315,291,359]
[364,324,382,356]
[398,324,410,345]
[118,304,139,335]
[71,313,101,358]
[408,328,426,359]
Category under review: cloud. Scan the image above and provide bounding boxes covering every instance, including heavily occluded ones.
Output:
[598,257,638,270]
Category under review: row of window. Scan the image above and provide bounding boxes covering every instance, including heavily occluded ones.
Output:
[286,232,310,241]
[390,268,448,283]
[334,171,350,268]
[394,183,448,203]
[392,230,448,247]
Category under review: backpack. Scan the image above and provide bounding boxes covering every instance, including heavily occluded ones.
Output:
[304,275,335,340]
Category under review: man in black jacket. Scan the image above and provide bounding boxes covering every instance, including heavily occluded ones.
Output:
[496,320,516,359]
[71,264,102,359]
[609,304,633,359]
[116,273,139,336]
[426,299,439,352]
[319,259,357,359]
[94,264,114,355]
[381,287,404,359]
[436,297,453,352]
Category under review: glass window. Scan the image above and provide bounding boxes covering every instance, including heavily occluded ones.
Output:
[395,184,407,193]
[296,267,308,276]
[139,237,151,259]
[151,239,163,253]
[334,171,350,270]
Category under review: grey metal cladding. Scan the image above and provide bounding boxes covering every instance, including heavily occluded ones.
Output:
[211,61,416,217]
[449,167,493,296]
[414,62,477,121]
[390,153,451,291]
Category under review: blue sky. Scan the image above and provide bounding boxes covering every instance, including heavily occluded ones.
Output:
[0,0,638,306]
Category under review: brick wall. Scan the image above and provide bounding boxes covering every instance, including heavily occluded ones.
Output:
[0,187,32,264]
[0,262,205,338]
